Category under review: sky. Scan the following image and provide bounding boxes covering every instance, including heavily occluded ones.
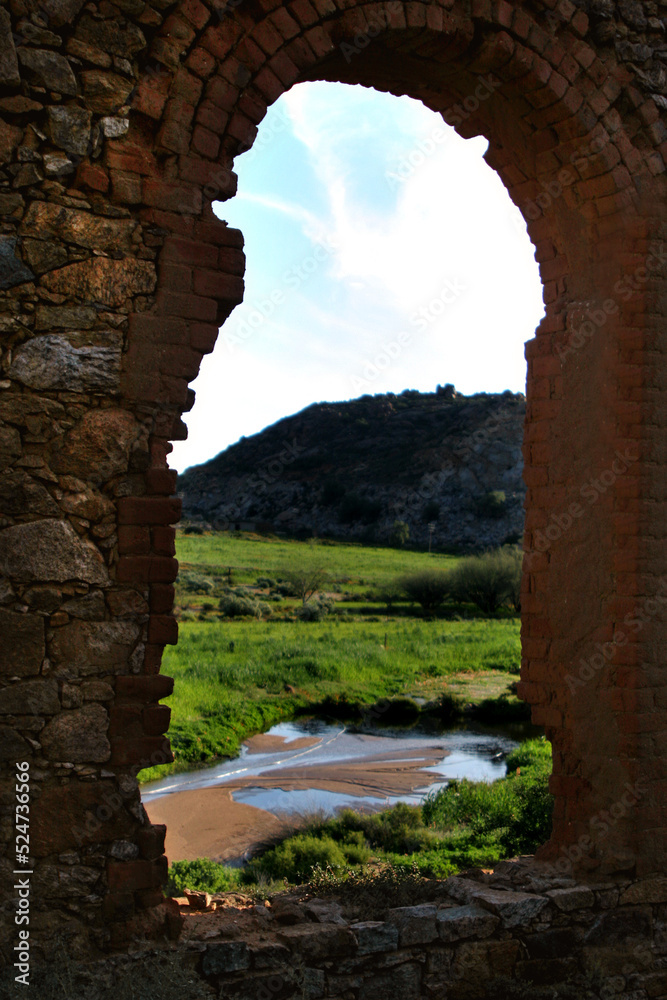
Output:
[171,81,545,474]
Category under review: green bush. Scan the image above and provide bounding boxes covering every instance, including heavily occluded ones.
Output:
[475,490,508,518]
[181,572,214,594]
[218,594,271,618]
[296,597,334,621]
[399,570,450,612]
[253,833,348,883]
[449,546,521,614]
[167,857,237,895]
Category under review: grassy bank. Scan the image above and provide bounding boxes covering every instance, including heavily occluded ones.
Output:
[140,616,524,781]
[167,737,552,894]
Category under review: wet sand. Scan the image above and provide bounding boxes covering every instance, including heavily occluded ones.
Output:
[244,733,320,754]
[145,742,448,863]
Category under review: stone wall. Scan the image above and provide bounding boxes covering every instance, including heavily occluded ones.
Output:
[1,0,667,958]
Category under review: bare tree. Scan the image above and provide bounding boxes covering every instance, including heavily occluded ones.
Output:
[280,564,329,605]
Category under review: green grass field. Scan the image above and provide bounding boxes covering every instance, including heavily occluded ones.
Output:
[139,530,525,782]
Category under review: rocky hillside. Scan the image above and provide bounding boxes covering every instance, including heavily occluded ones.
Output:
[178,387,526,551]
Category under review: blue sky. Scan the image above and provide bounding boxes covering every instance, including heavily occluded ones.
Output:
[171,82,545,473]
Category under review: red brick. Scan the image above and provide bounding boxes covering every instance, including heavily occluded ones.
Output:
[116,556,179,583]
[157,121,192,157]
[131,71,172,120]
[137,824,167,860]
[152,526,176,557]
[145,469,179,495]
[143,179,203,215]
[228,111,258,148]
[118,497,182,526]
[155,290,218,321]
[162,236,219,268]
[76,162,109,193]
[193,269,244,300]
[195,100,230,135]
[107,858,164,891]
[192,124,221,159]
[109,737,174,767]
[185,45,216,79]
[253,65,284,103]
[190,322,219,354]
[194,221,244,248]
[144,645,165,674]
[252,18,284,56]
[111,170,142,204]
[150,585,175,614]
[289,0,318,27]
[180,0,210,29]
[143,703,172,734]
[159,262,192,293]
[118,525,151,555]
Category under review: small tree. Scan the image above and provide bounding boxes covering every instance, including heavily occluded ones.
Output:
[390,520,410,548]
[450,546,521,614]
[399,570,450,612]
[280,564,329,605]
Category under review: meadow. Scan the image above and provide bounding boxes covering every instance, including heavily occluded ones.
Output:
[140,530,525,781]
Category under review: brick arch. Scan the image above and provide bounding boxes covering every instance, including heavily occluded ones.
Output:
[1,0,666,955]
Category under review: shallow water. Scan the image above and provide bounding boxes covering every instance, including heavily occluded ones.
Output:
[141,718,522,819]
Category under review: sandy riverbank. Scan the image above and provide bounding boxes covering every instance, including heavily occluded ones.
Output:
[145,735,449,863]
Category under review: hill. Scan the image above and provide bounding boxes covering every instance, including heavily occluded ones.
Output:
[177,386,526,551]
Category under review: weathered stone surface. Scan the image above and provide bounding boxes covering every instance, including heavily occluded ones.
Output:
[446,878,549,928]
[40,703,110,761]
[34,305,97,331]
[42,0,88,27]
[386,904,438,945]
[16,20,62,47]
[9,335,121,393]
[277,924,355,961]
[18,48,78,96]
[100,116,130,138]
[584,906,652,944]
[0,9,20,88]
[451,940,520,991]
[546,886,595,911]
[32,780,133,855]
[43,152,75,176]
[106,589,149,617]
[52,408,140,483]
[0,609,45,676]
[81,70,134,113]
[0,472,59,517]
[75,15,146,58]
[50,621,141,674]
[61,591,106,620]
[0,235,35,290]
[0,520,109,584]
[42,257,156,306]
[0,120,22,164]
[0,678,60,715]
[0,192,25,217]
[358,963,421,1000]
[437,904,500,942]
[0,724,31,760]
[21,238,68,275]
[81,680,114,701]
[22,201,136,252]
[524,927,579,960]
[351,921,399,955]
[620,877,667,905]
[46,106,92,157]
[202,941,250,974]
[0,425,23,471]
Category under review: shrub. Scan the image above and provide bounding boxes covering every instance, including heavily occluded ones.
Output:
[449,546,521,614]
[296,597,334,621]
[253,833,348,883]
[167,858,236,895]
[475,490,508,518]
[181,572,214,594]
[256,576,276,588]
[399,570,450,612]
[218,594,271,618]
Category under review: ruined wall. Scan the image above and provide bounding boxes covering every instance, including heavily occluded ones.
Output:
[0,0,667,958]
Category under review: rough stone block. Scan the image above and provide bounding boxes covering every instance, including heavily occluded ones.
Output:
[437,904,500,942]
[0,520,108,585]
[9,335,121,393]
[0,609,45,676]
[0,678,60,715]
[386,904,438,945]
[546,885,595,910]
[202,941,250,974]
[40,703,110,762]
[351,921,399,955]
